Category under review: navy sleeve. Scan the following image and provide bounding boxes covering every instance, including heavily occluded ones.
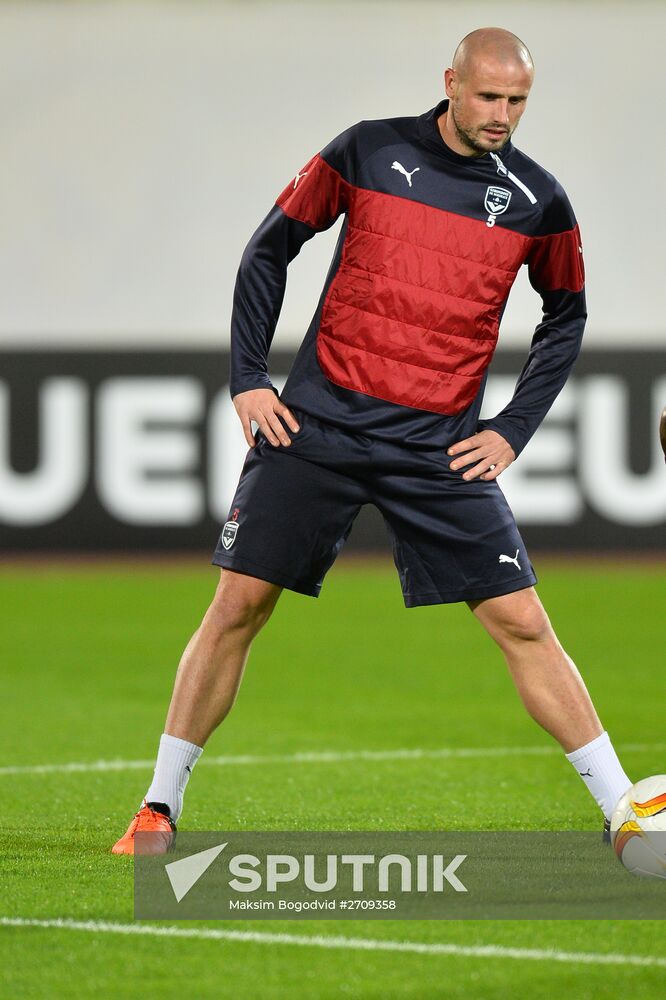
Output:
[478,181,586,456]
[229,208,319,398]
[229,125,358,399]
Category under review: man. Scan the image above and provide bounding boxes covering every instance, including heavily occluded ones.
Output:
[112,27,630,854]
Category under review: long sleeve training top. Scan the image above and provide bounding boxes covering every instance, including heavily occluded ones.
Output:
[230,98,586,456]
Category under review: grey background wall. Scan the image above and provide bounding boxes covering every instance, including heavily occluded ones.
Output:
[1,1,664,550]
[0,0,663,348]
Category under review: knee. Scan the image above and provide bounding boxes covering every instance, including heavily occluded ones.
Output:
[485,600,554,648]
[203,571,278,639]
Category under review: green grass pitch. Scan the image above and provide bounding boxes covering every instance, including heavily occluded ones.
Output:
[0,558,665,998]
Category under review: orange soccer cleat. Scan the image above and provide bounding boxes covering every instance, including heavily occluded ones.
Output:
[111,801,176,855]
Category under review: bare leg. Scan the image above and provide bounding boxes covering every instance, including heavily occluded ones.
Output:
[468,587,602,753]
[164,568,282,747]
[111,568,284,849]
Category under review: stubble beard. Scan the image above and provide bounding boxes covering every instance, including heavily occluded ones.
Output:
[450,101,511,156]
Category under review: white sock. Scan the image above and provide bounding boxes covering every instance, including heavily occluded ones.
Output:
[565,731,632,820]
[144,733,203,823]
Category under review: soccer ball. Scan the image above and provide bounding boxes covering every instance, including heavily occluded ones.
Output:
[610,775,666,878]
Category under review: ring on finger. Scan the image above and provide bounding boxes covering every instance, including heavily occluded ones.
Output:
[488,464,496,471]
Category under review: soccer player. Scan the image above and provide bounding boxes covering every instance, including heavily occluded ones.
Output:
[113,27,630,853]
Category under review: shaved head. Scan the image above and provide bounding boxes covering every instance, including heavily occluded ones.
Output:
[452,27,534,82]
[438,27,535,157]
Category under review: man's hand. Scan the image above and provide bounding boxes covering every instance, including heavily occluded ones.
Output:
[233,388,300,448]
[448,429,516,482]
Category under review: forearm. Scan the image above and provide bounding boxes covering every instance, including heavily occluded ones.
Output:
[479,291,585,455]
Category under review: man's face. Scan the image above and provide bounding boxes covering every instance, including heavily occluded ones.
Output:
[444,58,533,155]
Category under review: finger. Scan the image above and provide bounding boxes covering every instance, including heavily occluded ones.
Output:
[265,410,293,447]
[256,414,282,447]
[240,414,256,448]
[450,447,488,471]
[461,459,496,482]
[481,463,501,481]
[276,403,300,433]
[447,436,478,457]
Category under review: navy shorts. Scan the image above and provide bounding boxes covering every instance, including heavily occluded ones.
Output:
[212,407,537,607]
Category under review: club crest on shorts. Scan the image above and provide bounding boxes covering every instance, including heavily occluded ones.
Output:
[484,186,512,216]
[221,520,239,550]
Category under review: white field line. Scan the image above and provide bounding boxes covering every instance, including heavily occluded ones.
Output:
[0,742,663,778]
[1,917,665,969]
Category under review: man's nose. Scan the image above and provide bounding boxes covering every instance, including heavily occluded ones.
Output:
[493,100,510,125]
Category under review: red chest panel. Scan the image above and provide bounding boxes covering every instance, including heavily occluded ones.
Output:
[276,153,583,416]
[317,186,530,414]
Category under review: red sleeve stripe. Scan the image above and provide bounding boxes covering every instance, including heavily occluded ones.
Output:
[527,223,585,293]
[275,154,349,230]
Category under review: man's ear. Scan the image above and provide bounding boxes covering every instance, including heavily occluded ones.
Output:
[444,68,456,99]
